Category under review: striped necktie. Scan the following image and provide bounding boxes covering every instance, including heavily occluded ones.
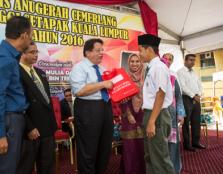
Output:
[30,68,50,104]
[93,65,109,102]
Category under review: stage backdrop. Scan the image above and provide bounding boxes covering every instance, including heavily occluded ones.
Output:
[0,0,145,97]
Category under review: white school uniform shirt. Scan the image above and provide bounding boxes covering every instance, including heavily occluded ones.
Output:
[142,57,173,110]
[177,66,202,98]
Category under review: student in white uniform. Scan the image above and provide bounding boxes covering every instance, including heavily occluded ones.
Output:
[138,34,175,174]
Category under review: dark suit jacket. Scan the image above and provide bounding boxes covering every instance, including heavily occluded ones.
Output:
[60,98,72,121]
[20,66,57,138]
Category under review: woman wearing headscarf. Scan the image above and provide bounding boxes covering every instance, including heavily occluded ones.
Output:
[120,53,146,174]
[161,53,185,174]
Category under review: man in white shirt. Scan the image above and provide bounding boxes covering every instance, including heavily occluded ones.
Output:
[69,38,113,174]
[177,54,205,151]
[138,34,175,174]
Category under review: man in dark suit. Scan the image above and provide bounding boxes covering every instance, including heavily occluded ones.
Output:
[60,88,73,135]
[60,88,73,120]
[17,42,57,174]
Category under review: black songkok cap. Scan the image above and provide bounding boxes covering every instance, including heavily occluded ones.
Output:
[138,34,161,47]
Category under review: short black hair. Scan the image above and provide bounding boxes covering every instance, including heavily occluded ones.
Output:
[24,41,36,53]
[5,16,31,39]
[83,38,103,57]
[141,45,159,55]
[63,88,71,94]
[185,54,196,61]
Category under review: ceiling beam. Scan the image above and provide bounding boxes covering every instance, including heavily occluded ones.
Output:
[158,24,180,41]
[161,39,179,45]
[182,25,223,41]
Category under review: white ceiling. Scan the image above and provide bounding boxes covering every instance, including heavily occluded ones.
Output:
[143,0,223,37]
[128,0,223,53]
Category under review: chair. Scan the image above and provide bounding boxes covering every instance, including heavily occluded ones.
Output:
[51,96,75,165]
[201,122,208,147]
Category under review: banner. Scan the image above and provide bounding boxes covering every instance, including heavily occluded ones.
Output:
[0,0,145,97]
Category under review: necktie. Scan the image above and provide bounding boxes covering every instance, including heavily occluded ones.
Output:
[30,68,50,104]
[145,66,150,78]
[93,65,109,102]
[68,101,74,116]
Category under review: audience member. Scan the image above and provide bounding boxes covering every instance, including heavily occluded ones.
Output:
[60,88,74,135]
[177,54,205,151]
[162,53,185,174]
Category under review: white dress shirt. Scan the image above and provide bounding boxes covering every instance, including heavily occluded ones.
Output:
[177,66,202,98]
[142,57,173,110]
[69,58,105,100]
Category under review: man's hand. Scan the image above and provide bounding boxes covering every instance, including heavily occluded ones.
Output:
[66,116,74,122]
[127,115,136,124]
[146,120,156,138]
[178,117,184,125]
[146,88,165,139]
[194,95,200,103]
[28,128,40,140]
[102,80,113,89]
[0,137,8,154]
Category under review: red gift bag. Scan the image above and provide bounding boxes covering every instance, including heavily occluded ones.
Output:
[102,68,139,102]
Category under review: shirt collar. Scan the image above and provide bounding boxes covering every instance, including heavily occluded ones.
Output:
[84,57,95,67]
[147,57,160,68]
[20,62,33,72]
[1,40,21,60]
[184,66,193,72]
[84,57,102,69]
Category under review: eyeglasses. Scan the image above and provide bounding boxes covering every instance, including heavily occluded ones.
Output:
[92,49,104,53]
[27,50,39,55]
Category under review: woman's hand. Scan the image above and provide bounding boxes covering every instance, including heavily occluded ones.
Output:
[178,117,184,126]
[120,97,131,104]
[127,115,136,124]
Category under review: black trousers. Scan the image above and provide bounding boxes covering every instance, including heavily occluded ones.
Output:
[17,136,55,174]
[182,95,201,147]
[74,98,113,174]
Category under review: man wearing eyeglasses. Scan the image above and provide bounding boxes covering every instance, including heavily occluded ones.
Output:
[69,38,113,174]
[17,42,57,174]
[60,88,74,135]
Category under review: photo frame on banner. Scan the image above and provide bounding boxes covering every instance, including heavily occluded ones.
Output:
[120,51,139,72]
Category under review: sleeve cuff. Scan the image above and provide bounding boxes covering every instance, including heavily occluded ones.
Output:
[72,84,85,96]
[190,93,195,99]
[155,86,166,94]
